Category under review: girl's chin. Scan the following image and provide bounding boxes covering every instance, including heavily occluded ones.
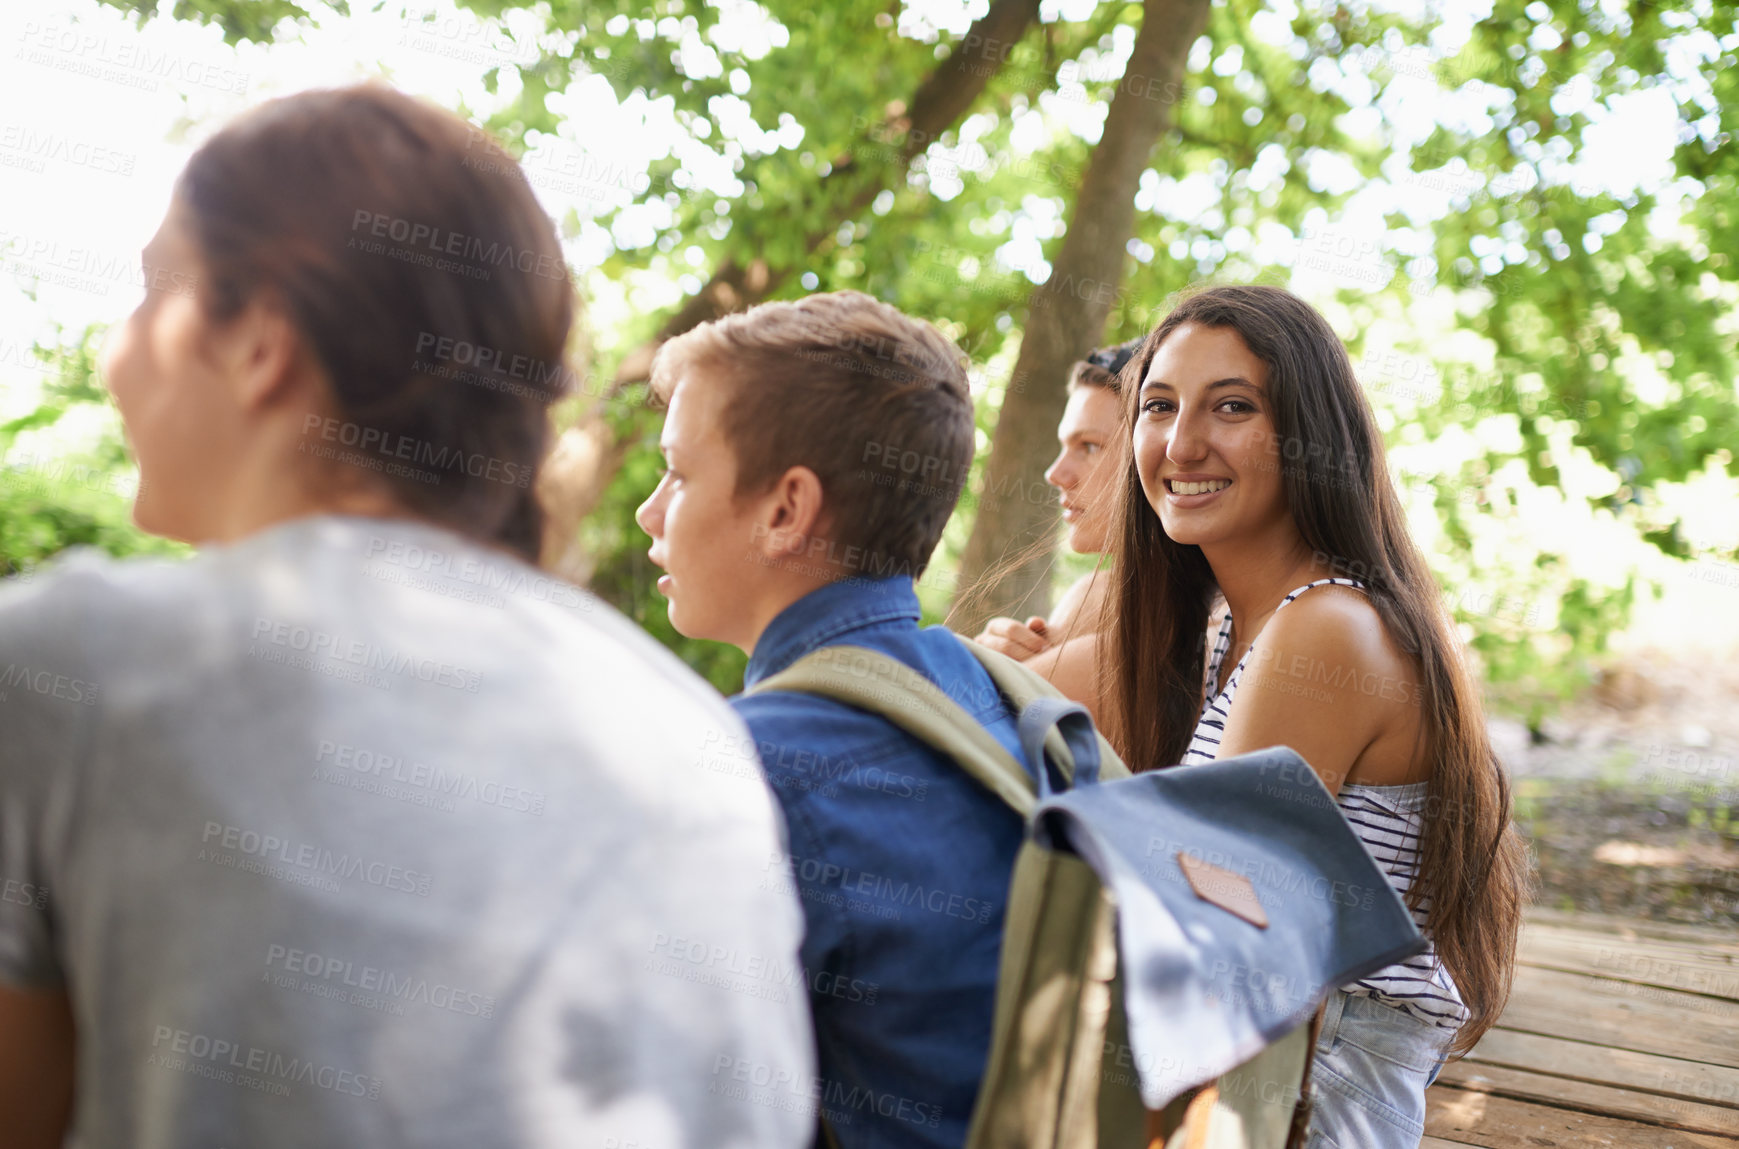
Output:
[1154,513,1221,548]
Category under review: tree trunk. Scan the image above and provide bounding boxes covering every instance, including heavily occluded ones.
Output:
[950,0,1209,633]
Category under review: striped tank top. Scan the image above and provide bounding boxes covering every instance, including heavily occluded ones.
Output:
[1180,578,1468,1030]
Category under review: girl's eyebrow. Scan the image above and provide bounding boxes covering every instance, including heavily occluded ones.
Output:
[1138,376,1259,395]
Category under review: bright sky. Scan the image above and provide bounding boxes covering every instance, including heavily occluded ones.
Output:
[0,0,1731,645]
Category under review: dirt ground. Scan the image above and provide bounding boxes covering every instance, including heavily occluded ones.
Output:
[1493,649,1739,925]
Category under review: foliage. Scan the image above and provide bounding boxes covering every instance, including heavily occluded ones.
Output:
[29,0,1739,719]
[97,0,323,45]
[1410,5,1733,490]
[0,326,187,579]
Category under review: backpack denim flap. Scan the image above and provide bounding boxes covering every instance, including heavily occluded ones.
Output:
[1020,704,1426,1111]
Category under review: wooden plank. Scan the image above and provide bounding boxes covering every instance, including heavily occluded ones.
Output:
[1426,1086,1739,1148]
[1419,911,1739,1144]
[1521,925,1739,1001]
[1437,1062,1739,1136]
[1495,965,1739,1068]
[1521,916,1739,957]
[1465,1029,1739,1111]
[1524,909,1739,952]
[1525,931,1739,981]
[1523,920,1739,971]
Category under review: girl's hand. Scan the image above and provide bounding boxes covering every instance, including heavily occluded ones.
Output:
[974,616,1051,660]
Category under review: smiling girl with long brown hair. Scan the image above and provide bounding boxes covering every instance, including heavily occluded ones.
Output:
[1103,285,1528,1148]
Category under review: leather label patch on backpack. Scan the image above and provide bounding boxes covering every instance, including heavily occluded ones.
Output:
[1178,852,1269,929]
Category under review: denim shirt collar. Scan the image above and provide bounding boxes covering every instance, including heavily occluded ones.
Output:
[744,576,920,688]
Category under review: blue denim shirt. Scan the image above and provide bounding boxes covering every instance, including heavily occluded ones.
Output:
[732,576,1027,1149]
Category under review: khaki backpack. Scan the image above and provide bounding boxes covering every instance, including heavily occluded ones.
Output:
[747,638,1317,1149]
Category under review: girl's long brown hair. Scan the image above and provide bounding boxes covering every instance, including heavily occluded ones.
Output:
[1103,285,1527,1054]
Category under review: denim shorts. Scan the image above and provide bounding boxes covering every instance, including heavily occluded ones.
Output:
[1304,990,1456,1149]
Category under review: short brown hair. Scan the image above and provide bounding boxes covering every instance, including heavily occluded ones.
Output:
[1067,336,1144,396]
[1068,359,1119,393]
[650,291,972,579]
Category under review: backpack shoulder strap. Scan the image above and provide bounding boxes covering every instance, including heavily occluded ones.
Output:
[956,638,1134,781]
[745,645,1039,819]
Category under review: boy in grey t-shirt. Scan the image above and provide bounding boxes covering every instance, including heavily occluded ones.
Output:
[0,515,815,1147]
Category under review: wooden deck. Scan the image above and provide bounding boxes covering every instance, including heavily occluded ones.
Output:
[1424,908,1739,1148]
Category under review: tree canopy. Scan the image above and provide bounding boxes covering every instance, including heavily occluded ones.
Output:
[7,0,1734,720]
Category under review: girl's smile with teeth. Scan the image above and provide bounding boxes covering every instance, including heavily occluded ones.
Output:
[1167,478,1232,495]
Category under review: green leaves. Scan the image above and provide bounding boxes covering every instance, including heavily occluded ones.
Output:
[99,0,316,44]
[0,324,188,579]
[32,0,1739,711]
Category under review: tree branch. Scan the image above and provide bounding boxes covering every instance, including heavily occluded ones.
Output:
[610,0,1046,390]
[540,0,1047,571]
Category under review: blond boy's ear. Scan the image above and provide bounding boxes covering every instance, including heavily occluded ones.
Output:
[754,465,829,558]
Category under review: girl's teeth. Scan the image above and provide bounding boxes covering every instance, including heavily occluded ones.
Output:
[1172,479,1230,495]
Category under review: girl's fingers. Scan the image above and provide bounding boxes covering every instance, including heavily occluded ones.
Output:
[982,617,1048,657]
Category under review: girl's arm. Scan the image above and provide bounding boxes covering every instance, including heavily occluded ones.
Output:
[1046,567,1108,639]
[1026,631,1110,729]
[973,566,1111,660]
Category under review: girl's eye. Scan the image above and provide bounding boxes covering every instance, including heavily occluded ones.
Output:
[1141,398,1174,416]
[1082,442,1102,456]
[1218,399,1256,415]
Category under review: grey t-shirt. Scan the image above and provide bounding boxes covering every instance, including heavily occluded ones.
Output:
[0,514,815,1148]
